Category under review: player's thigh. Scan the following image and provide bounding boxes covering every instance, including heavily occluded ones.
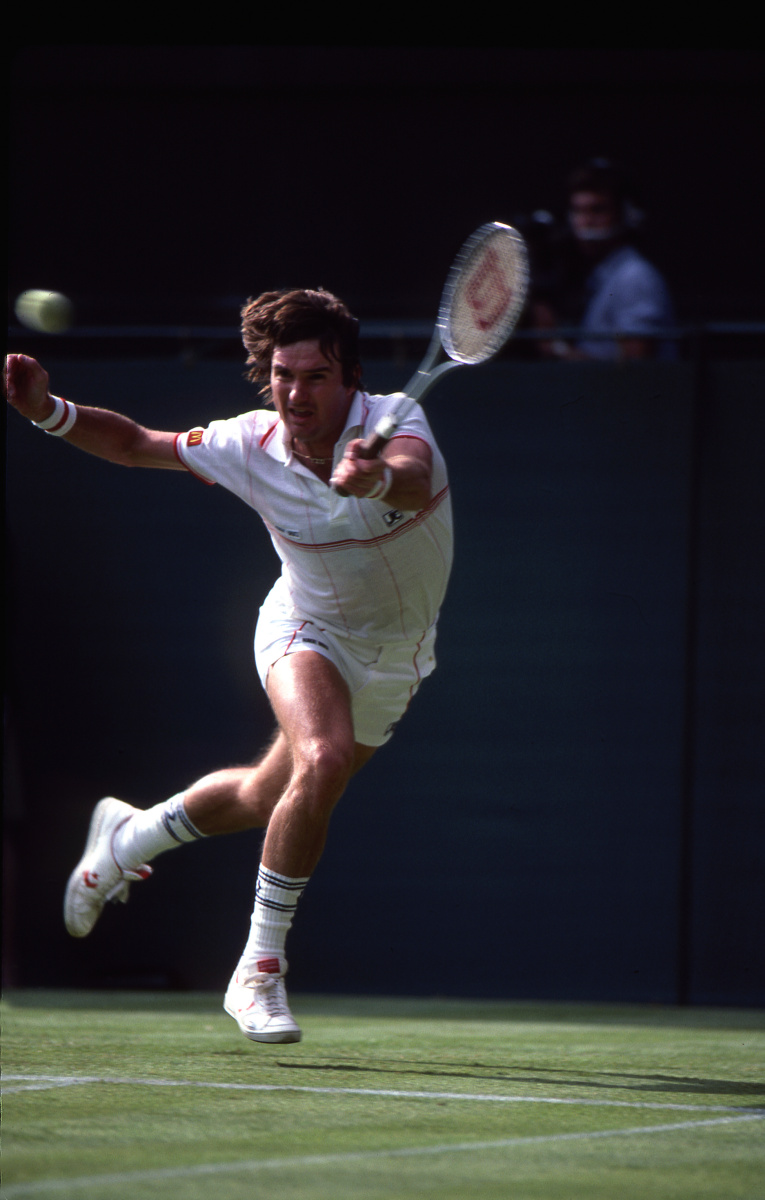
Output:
[266,650,357,758]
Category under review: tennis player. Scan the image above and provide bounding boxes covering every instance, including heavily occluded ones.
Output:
[5,289,453,1043]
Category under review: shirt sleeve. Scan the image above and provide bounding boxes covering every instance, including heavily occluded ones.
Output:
[174,428,217,483]
[175,410,269,486]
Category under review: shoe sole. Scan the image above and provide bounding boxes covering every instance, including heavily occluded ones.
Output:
[63,797,128,937]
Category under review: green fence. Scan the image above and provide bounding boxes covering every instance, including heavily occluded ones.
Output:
[5,354,763,1004]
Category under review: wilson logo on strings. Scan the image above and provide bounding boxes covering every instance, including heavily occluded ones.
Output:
[466,246,513,331]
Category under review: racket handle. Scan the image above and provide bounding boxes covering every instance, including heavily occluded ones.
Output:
[357,429,392,458]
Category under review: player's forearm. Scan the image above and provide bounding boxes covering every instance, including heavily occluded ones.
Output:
[382,453,432,512]
[55,402,155,466]
[34,396,180,469]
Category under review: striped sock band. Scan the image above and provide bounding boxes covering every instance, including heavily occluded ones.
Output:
[240,865,310,971]
[113,793,205,870]
[160,795,206,845]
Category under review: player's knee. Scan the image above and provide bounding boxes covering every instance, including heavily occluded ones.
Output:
[295,737,355,799]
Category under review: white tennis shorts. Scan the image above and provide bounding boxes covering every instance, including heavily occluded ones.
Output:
[254,603,437,747]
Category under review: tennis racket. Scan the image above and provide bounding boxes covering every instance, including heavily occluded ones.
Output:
[338,221,528,489]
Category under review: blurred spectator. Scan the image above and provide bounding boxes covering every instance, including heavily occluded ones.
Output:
[529,158,677,360]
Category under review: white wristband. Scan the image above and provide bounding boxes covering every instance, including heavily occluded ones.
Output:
[366,465,393,501]
[33,395,77,436]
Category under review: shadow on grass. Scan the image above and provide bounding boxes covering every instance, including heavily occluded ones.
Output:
[273,1056,765,1098]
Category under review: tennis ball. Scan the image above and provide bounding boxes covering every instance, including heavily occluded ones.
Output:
[14,289,74,334]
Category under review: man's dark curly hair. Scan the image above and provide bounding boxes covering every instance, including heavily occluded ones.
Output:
[241,288,361,398]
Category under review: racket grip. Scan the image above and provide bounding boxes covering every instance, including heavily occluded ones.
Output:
[358,430,391,458]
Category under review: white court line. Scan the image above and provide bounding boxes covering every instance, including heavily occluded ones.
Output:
[2,1112,763,1197]
[3,1074,764,1115]
[1,1081,86,1094]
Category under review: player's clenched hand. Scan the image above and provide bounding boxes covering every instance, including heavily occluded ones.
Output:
[330,438,387,498]
[5,354,54,423]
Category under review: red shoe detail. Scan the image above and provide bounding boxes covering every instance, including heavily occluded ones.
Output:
[256,957,281,975]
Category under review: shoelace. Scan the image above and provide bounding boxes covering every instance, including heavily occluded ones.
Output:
[255,976,291,1018]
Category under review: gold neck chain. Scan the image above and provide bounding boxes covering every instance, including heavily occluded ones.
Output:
[291,439,334,466]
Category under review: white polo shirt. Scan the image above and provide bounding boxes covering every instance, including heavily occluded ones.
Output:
[174,391,453,645]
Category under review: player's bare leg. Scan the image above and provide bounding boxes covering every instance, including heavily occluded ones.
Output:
[225,650,375,1042]
[180,653,375,847]
[182,730,294,834]
[259,651,376,875]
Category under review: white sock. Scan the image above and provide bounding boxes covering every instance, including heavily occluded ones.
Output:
[238,865,309,978]
[113,793,205,871]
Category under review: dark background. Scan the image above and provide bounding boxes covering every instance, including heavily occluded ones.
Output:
[5,47,764,1006]
[8,46,765,324]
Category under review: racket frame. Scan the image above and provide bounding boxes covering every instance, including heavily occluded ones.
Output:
[341,221,528,467]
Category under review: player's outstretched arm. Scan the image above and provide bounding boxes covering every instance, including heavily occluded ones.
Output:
[5,354,184,470]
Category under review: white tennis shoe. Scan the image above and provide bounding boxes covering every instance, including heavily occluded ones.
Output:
[64,796,152,937]
[224,959,302,1044]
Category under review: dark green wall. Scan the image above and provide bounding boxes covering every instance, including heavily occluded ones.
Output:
[5,358,763,1004]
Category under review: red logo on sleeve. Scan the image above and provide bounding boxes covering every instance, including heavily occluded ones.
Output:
[187,429,204,447]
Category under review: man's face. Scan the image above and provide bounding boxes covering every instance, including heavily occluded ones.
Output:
[270,339,356,452]
[568,190,620,244]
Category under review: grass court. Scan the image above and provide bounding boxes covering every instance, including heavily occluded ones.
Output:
[2,990,764,1199]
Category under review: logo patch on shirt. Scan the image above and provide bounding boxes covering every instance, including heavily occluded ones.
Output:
[383,509,405,527]
[187,429,204,447]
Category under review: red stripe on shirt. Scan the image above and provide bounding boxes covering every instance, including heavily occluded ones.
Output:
[260,421,280,448]
[265,485,450,552]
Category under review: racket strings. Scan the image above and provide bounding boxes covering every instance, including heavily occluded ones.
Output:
[445,229,528,363]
